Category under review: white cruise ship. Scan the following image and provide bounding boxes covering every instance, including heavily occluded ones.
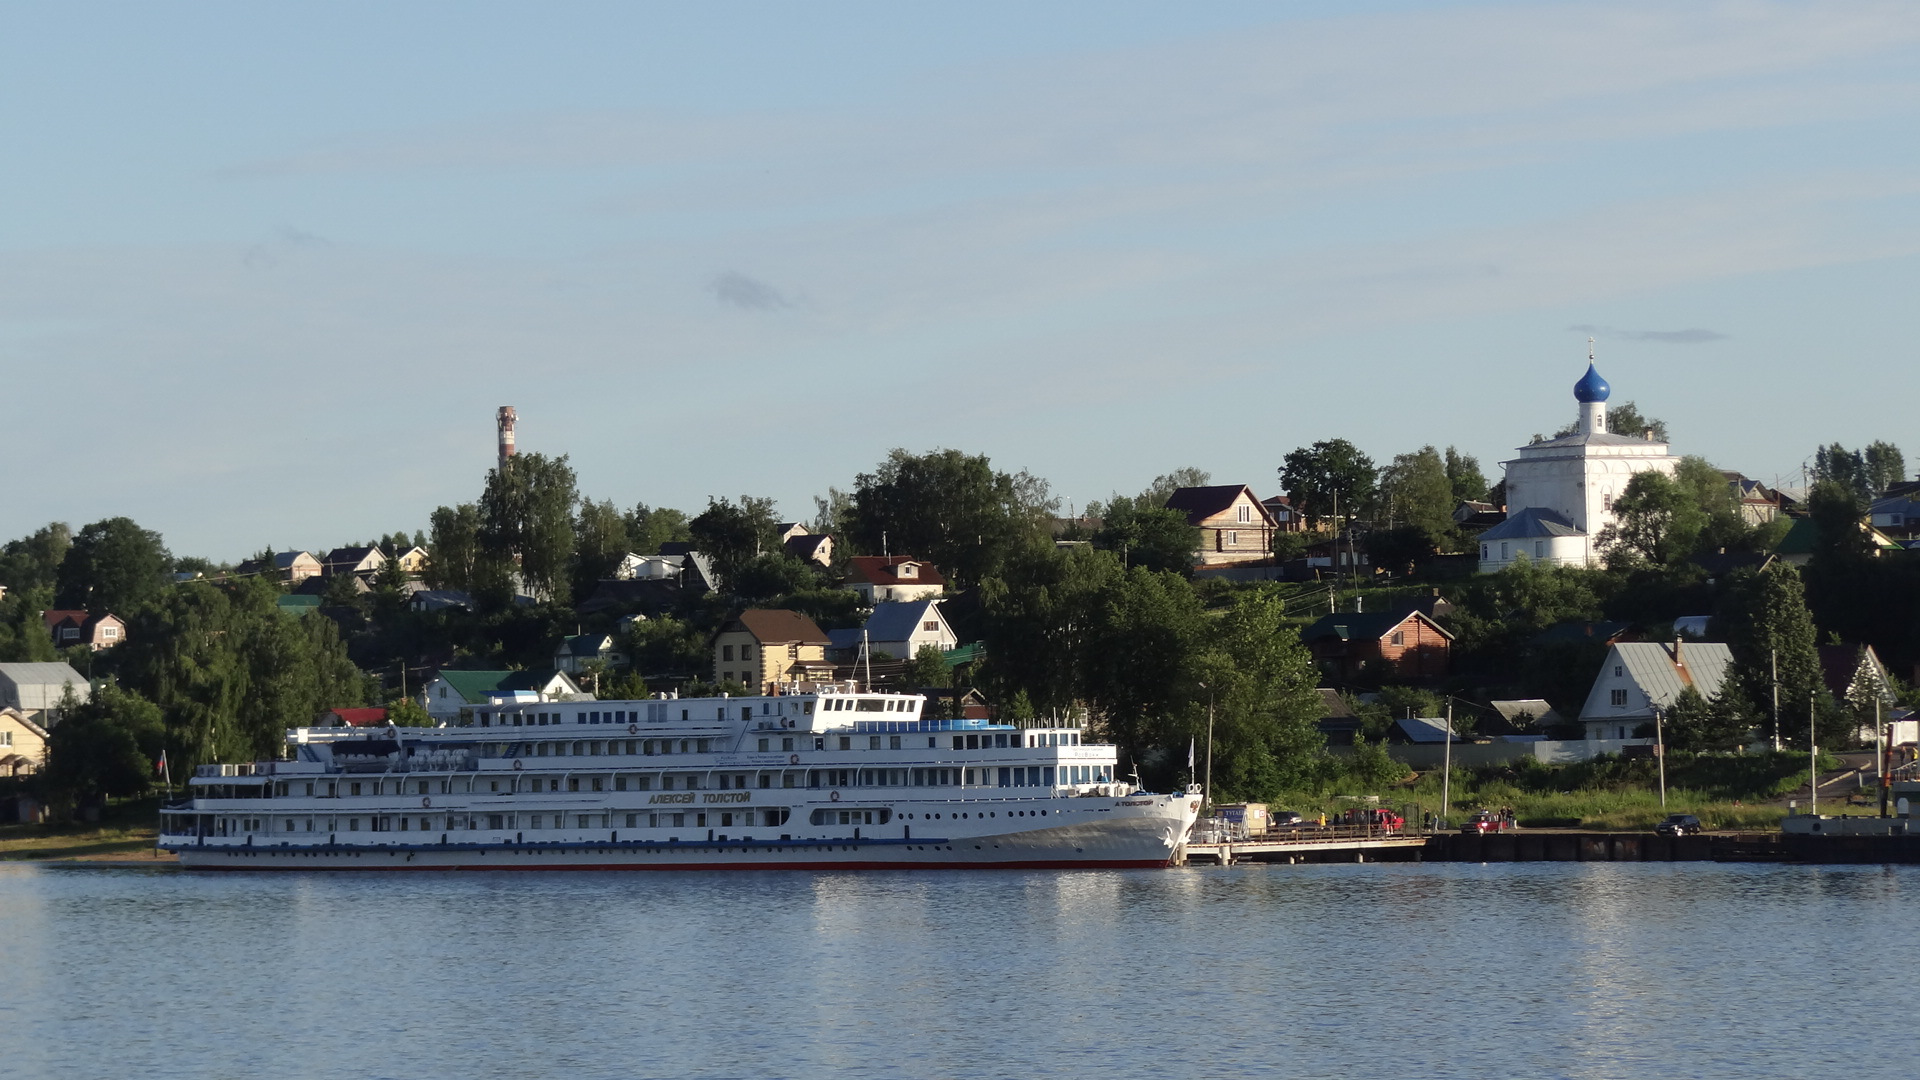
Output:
[159,685,1201,870]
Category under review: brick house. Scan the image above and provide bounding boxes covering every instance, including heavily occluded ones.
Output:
[1164,485,1278,567]
[1300,610,1453,682]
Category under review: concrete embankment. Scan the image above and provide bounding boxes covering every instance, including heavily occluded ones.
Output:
[1425,830,1920,864]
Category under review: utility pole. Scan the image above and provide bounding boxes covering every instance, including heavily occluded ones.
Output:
[1809,696,1819,817]
[1878,696,1890,818]
[1654,706,1667,809]
[1440,701,1453,831]
[1771,649,1781,752]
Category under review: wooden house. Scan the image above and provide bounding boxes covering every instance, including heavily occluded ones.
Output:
[1300,609,1453,682]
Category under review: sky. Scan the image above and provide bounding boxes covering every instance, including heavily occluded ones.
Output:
[4,1,1920,561]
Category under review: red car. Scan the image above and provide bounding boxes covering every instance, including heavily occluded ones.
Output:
[1461,811,1515,834]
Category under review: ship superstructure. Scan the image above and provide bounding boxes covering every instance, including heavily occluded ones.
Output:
[160,685,1200,870]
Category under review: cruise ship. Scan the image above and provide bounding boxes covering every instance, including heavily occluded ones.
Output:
[159,685,1201,870]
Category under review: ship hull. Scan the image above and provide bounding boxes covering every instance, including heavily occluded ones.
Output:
[168,797,1197,872]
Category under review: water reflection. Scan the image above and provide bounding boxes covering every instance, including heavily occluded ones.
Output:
[0,862,1911,1079]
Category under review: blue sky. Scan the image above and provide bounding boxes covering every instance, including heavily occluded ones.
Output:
[5,1,1919,560]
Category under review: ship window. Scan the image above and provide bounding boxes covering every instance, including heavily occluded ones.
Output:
[671,813,685,827]
[759,738,770,752]
[350,782,361,796]
[870,735,881,749]
[488,815,503,830]
[626,814,639,828]
[783,773,796,788]
[538,743,550,756]
[637,775,652,790]
[697,740,710,753]
[995,733,1008,748]
[760,773,771,789]
[815,738,825,751]
[531,815,543,829]
[889,735,901,750]
[782,737,794,752]
[661,776,674,790]
[592,778,604,792]
[577,816,592,829]
[349,819,361,831]
[568,778,581,792]
[839,737,852,751]
[615,776,627,791]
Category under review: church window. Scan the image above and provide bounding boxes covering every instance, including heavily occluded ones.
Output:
[1603,493,1613,510]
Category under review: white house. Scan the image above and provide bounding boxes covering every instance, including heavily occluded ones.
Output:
[420,669,585,723]
[860,600,959,661]
[846,557,946,605]
[1578,641,1734,741]
[1480,361,1678,573]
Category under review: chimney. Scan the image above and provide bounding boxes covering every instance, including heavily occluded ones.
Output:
[496,406,518,467]
[1673,636,1684,667]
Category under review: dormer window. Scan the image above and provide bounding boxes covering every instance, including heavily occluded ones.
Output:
[898,563,917,578]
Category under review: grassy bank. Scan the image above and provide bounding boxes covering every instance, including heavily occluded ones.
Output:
[1262,750,1849,831]
[0,795,169,862]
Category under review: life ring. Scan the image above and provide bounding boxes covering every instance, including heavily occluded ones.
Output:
[512,759,523,771]
[421,797,431,809]
[830,790,841,802]
[788,754,800,765]
[628,724,639,735]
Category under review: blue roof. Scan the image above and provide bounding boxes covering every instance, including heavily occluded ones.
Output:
[864,600,943,643]
[1478,506,1584,541]
[1573,363,1610,404]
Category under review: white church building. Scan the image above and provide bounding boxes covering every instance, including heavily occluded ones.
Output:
[1478,362,1678,573]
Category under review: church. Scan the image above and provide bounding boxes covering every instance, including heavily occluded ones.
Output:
[1477,361,1677,573]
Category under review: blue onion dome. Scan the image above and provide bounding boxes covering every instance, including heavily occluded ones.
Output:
[1573,363,1610,403]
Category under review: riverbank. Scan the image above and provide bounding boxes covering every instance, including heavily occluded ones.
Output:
[0,796,174,863]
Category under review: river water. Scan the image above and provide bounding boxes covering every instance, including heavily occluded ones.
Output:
[0,861,1905,1080]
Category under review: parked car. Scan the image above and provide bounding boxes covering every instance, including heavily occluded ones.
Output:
[1461,811,1514,835]
[1269,810,1305,829]
[1655,814,1703,836]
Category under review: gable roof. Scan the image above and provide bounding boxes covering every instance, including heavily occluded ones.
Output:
[432,669,577,702]
[1490,699,1565,726]
[1580,641,1734,719]
[0,663,89,711]
[728,609,830,646]
[1163,485,1274,527]
[846,556,946,589]
[1478,506,1584,541]
[863,600,949,644]
[1817,643,1892,703]
[784,533,832,558]
[1300,609,1453,644]
[557,634,617,657]
[41,609,87,632]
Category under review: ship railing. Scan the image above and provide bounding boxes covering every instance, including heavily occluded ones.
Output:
[195,762,267,778]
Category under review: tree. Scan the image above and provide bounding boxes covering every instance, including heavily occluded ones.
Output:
[1092,496,1200,574]
[0,523,72,594]
[1346,735,1411,789]
[55,517,171,613]
[729,552,821,600]
[1718,562,1835,749]
[902,644,952,689]
[1561,401,1667,442]
[689,496,780,585]
[1814,443,1873,502]
[1376,446,1455,544]
[847,448,1056,584]
[1596,470,1705,569]
[1138,467,1212,508]
[1661,685,1750,752]
[1279,439,1376,528]
[425,503,480,590]
[477,453,578,604]
[386,696,434,726]
[44,682,165,805]
[1444,447,1488,503]
[573,498,633,598]
[1864,440,1906,496]
[626,502,691,555]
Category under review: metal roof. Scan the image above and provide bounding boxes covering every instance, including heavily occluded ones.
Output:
[1477,506,1584,541]
[1578,642,1733,720]
[0,663,90,711]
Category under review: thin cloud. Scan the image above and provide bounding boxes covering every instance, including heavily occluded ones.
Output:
[1568,324,1728,344]
[244,226,329,270]
[710,271,790,311]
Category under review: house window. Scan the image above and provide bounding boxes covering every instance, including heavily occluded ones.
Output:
[723,645,734,661]
[102,626,119,639]
[1610,689,1628,707]
[1389,631,1404,646]
[1535,541,1546,558]
[741,645,752,660]
[1614,665,1623,677]
[1481,545,1488,560]
[1500,542,1509,559]
[1227,530,1239,547]
[1237,504,1252,524]
[923,621,939,632]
